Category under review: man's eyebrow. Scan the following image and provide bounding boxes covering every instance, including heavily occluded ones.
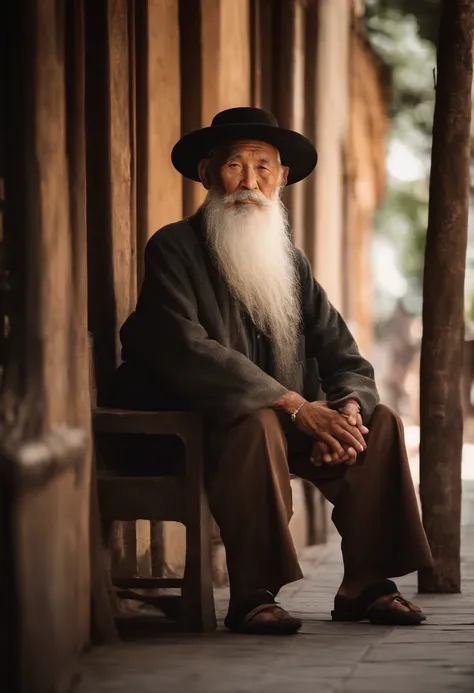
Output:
[225,151,275,164]
[225,150,243,161]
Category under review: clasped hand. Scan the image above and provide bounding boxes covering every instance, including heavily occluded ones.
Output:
[294,400,368,467]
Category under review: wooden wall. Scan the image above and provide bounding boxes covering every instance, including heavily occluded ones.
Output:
[2,2,90,691]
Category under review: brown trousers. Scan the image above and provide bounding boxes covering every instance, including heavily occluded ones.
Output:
[207,404,433,602]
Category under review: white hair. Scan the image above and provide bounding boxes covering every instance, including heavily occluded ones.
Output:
[203,187,301,387]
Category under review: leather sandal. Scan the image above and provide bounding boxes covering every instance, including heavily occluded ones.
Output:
[225,589,302,635]
[331,580,426,626]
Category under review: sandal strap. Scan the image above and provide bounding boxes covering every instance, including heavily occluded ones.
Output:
[334,580,398,614]
[226,589,276,629]
[242,603,283,627]
[387,593,420,612]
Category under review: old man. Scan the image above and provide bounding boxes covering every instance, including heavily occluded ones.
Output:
[113,107,433,634]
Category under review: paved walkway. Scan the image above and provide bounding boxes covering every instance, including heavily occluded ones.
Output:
[78,480,474,693]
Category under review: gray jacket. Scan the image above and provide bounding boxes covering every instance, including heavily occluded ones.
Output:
[119,211,379,424]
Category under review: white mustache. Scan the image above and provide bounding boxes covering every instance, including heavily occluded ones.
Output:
[222,190,272,207]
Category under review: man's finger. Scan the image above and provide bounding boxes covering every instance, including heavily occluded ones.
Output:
[319,443,342,464]
[316,441,350,465]
[310,441,326,466]
[338,418,367,450]
[345,451,358,466]
[319,432,345,457]
[342,410,368,436]
[355,413,369,435]
[333,425,365,452]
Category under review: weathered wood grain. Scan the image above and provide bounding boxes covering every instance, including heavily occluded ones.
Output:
[419,0,474,593]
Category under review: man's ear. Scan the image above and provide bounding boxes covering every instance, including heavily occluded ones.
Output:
[280,165,289,187]
[198,159,211,190]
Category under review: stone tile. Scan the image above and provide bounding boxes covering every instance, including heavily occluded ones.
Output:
[341,675,473,693]
[348,661,474,689]
[382,626,474,643]
[362,642,474,663]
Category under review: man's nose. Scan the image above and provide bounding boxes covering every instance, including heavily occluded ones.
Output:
[240,165,258,190]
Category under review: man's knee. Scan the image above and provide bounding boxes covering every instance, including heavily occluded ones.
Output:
[369,403,403,434]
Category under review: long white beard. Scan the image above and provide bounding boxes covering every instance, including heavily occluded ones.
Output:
[203,188,301,387]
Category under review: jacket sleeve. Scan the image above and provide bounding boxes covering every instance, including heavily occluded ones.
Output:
[120,234,288,424]
[298,250,380,422]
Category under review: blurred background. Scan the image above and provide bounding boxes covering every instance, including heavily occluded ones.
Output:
[365,0,474,452]
[367,0,447,426]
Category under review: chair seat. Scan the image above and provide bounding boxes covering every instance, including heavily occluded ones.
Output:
[93,408,197,476]
[92,408,201,435]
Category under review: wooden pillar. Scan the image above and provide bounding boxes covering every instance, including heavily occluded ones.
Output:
[136,0,182,285]
[106,0,137,357]
[135,0,182,575]
[311,0,351,310]
[179,0,203,217]
[85,0,118,393]
[64,0,96,649]
[2,0,93,689]
[275,0,307,249]
[302,0,318,264]
[250,0,307,249]
[419,0,474,593]
[85,0,139,581]
[180,0,251,215]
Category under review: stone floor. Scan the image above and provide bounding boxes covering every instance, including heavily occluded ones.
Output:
[77,479,474,693]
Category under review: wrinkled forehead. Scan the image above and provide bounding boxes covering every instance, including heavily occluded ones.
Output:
[213,139,281,165]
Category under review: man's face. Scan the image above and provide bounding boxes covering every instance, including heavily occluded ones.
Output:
[199,140,288,203]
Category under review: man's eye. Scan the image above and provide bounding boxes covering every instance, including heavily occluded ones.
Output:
[228,163,240,169]
[258,166,269,172]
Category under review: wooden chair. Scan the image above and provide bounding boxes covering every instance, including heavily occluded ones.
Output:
[90,346,216,633]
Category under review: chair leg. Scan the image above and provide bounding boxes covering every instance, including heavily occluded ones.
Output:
[181,492,217,632]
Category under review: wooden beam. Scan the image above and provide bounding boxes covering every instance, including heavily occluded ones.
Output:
[85,0,140,591]
[302,0,318,264]
[136,0,181,284]
[180,0,252,215]
[179,0,203,217]
[106,0,137,353]
[271,0,307,248]
[418,0,474,593]
[250,0,274,111]
[311,0,351,310]
[85,0,118,392]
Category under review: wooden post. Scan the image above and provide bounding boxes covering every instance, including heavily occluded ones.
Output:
[180,0,251,216]
[136,0,181,284]
[418,0,474,593]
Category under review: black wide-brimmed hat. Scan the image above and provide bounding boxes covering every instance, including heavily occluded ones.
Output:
[171,107,318,186]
